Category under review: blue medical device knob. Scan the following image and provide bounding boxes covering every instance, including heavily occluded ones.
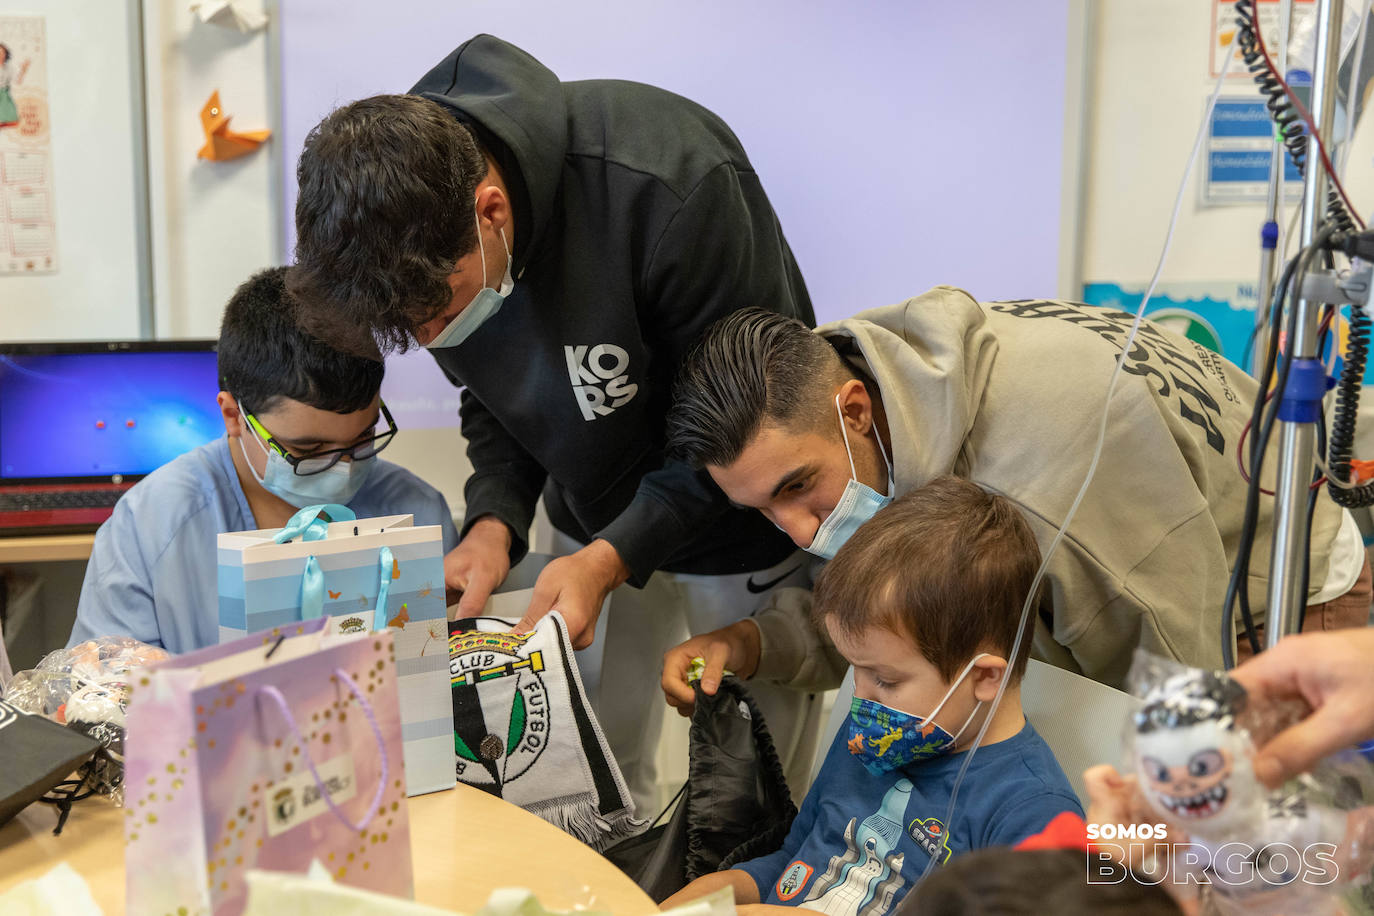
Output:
[1277,358,1333,423]
[1261,220,1278,250]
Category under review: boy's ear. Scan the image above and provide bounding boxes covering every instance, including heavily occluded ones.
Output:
[970,654,1010,702]
[217,391,244,437]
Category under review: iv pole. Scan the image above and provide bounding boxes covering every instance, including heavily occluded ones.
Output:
[1265,0,1345,647]
[1254,0,1295,375]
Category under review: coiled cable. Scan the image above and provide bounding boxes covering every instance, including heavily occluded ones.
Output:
[1235,1,1374,513]
[1235,0,1360,233]
[1327,298,1374,505]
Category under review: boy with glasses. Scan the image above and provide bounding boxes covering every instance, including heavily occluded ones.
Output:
[68,267,458,653]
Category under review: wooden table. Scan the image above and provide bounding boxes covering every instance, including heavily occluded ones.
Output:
[0,784,655,914]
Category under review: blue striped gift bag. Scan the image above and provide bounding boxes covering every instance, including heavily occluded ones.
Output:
[217,509,453,797]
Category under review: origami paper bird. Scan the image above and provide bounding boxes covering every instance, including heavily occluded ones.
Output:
[190,0,268,33]
[197,91,271,161]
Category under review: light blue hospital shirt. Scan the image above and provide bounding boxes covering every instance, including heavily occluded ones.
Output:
[69,437,459,654]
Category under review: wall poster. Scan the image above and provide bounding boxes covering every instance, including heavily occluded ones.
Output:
[0,15,56,275]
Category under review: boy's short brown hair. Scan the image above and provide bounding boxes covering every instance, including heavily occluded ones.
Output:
[812,476,1043,683]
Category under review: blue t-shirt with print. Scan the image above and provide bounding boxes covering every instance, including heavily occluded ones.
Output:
[736,720,1082,916]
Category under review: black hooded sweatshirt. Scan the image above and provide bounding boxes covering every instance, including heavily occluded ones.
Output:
[412,35,814,584]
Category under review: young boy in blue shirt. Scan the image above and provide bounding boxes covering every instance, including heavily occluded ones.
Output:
[663,477,1083,916]
[69,267,458,654]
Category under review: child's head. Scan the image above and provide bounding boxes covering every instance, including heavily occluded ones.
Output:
[216,267,395,507]
[898,848,1183,915]
[812,476,1041,723]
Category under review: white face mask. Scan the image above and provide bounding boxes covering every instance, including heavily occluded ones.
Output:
[236,402,374,508]
[425,209,513,350]
[807,393,894,560]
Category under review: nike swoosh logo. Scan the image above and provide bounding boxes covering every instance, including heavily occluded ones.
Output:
[746,564,802,594]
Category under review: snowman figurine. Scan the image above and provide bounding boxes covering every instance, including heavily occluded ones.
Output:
[1133,666,1351,912]
[1134,668,1264,840]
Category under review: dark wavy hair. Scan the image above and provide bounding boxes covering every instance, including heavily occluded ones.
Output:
[665,308,847,469]
[289,95,488,357]
[218,267,384,416]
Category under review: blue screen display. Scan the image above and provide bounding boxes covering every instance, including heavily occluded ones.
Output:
[0,351,223,479]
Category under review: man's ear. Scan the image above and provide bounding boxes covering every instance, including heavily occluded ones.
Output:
[970,654,1010,702]
[217,391,244,438]
[835,378,873,436]
[475,181,511,236]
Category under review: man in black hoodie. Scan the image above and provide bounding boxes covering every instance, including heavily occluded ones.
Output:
[291,35,817,809]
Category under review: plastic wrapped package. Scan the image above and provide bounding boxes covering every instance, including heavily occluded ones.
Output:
[4,636,169,804]
[1125,650,1374,916]
[4,668,76,721]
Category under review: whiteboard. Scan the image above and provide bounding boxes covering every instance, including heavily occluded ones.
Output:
[0,0,148,340]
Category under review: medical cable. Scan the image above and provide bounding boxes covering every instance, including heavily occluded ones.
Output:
[1225,0,1374,643]
[1237,0,1363,230]
[1236,305,1335,492]
[1224,249,1303,664]
[1223,230,1332,667]
[919,44,1238,879]
[1323,295,1374,505]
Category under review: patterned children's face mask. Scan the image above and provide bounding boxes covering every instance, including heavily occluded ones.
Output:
[846,653,989,775]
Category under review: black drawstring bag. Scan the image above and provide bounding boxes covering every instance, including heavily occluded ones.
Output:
[604,677,798,902]
[0,697,100,832]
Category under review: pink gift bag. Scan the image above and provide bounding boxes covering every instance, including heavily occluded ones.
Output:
[124,619,413,916]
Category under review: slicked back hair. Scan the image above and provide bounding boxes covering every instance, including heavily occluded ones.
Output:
[666,308,848,469]
[218,267,384,417]
[812,476,1043,684]
[289,95,488,357]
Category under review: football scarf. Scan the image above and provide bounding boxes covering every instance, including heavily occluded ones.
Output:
[448,612,642,851]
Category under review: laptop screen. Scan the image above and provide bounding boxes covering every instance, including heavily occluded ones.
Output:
[0,342,223,483]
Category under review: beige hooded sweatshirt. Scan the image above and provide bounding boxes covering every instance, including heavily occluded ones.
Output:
[751,287,1344,689]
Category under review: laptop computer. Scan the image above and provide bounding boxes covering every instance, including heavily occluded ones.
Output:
[0,341,223,536]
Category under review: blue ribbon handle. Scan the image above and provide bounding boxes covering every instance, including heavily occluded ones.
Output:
[374,546,394,630]
[300,555,325,620]
[272,505,357,621]
[271,504,357,545]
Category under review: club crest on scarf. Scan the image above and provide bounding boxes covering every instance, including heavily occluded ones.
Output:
[443,613,642,851]
[448,625,550,792]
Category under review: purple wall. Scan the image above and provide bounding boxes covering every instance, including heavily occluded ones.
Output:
[280,1,1070,427]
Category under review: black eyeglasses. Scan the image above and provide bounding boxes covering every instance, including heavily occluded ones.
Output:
[246,400,398,476]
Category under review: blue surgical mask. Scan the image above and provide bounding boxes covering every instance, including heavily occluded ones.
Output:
[847,654,989,775]
[425,210,514,351]
[807,393,894,560]
[237,405,375,508]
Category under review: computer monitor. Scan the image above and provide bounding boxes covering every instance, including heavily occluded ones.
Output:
[0,340,223,484]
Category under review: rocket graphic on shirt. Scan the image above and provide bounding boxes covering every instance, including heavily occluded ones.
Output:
[802,778,912,916]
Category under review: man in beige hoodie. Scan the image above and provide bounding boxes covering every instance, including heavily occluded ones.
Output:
[659,288,1370,703]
